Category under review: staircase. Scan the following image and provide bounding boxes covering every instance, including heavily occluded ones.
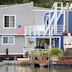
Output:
[64,48,72,56]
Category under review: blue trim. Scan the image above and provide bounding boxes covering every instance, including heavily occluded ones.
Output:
[44,13,49,23]
[61,35,64,51]
[45,35,49,36]
[31,35,34,36]
[40,35,43,36]
[36,35,38,36]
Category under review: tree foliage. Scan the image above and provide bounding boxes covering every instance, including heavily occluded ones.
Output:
[0,0,72,8]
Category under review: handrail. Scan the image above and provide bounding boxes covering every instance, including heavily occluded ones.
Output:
[25,25,45,35]
[25,25,63,35]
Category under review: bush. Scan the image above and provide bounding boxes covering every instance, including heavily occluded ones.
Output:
[49,48,63,57]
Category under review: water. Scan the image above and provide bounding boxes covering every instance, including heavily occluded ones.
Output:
[0,64,72,72]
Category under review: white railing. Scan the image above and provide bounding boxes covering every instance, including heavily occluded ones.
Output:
[34,49,48,52]
[44,25,64,35]
[52,2,63,10]
[57,25,63,34]
[44,11,56,34]
[25,25,45,35]
[52,25,63,34]
[25,24,63,36]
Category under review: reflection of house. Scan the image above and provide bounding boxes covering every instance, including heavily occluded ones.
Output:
[0,2,72,59]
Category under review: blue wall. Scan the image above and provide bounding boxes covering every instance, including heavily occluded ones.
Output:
[69,11,72,33]
[44,12,64,26]
[57,14,64,25]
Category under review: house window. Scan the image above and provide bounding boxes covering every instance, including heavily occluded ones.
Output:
[2,36,15,45]
[3,15,16,28]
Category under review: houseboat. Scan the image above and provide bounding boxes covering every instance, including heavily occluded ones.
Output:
[0,1,72,61]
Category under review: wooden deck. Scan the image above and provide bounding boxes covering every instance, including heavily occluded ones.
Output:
[0,54,23,61]
[32,56,72,65]
[58,56,72,64]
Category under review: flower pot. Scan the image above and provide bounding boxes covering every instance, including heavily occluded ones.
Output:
[51,55,58,64]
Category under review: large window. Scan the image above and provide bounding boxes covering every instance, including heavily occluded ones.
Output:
[36,38,60,49]
[3,15,16,28]
[36,38,49,49]
[2,36,15,45]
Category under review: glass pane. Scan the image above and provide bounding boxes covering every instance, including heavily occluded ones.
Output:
[9,16,15,27]
[9,37,13,43]
[55,38,59,48]
[4,16,9,27]
[52,38,55,48]
[3,37,8,43]
[36,38,49,49]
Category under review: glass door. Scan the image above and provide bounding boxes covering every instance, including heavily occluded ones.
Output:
[52,38,59,48]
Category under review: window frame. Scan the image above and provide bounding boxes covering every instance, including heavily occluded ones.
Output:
[3,15,16,29]
[2,36,15,45]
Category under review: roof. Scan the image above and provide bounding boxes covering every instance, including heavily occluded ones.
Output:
[34,6,51,11]
[0,2,33,9]
[0,5,9,8]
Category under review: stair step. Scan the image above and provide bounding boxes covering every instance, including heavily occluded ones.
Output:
[64,48,72,56]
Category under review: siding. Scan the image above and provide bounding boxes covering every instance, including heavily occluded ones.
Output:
[0,36,25,54]
[0,2,33,35]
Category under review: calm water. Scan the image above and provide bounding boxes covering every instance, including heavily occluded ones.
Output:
[0,64,72,72]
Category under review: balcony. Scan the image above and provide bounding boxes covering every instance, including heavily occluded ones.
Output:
[25,24,64,36]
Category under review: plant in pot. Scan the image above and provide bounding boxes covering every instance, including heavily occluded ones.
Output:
[30,51,35,63]
[48,48,63,64]
[39,50,46,61]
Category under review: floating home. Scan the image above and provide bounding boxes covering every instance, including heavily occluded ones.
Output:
[0,2,72,59]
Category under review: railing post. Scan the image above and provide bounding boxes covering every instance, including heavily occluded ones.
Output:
[66,0,69,32]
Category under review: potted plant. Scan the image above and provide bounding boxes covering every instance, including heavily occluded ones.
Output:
[39,50,48,62]
[30,51,35,63]
[48,48,63,64]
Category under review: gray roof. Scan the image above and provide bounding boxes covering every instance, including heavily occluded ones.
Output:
[0,5,9,8]
[34,7,50,10]
[0,2,33,9]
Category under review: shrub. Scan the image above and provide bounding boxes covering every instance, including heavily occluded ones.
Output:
[49,48,63,57]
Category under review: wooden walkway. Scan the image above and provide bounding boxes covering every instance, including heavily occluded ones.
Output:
[32,56,72,65]
[58,56,72,64]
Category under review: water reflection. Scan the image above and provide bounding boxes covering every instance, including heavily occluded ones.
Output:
[0,64,72,72]
[2,65,33,72]
[34,67,48,72]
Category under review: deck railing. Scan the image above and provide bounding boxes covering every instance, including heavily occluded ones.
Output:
[25,25,45,35]
[25,24,64,36]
